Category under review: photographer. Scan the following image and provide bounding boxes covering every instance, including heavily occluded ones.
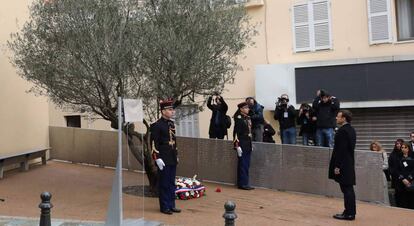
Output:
[207,93,228,139]
[263,120,276,143]
[312,90,340,148]
[273,94,297,144]
[246,97,265,142]
[297,103,316,146]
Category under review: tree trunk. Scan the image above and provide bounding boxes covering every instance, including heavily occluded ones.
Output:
[122,122,159,196]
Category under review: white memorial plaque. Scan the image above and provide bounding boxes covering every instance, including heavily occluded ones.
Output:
[123,99,143,122]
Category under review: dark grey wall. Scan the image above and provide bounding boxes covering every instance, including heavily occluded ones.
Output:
[295,60,414,103]
[177,137,388,204]
[48,127,388,204]
[49,126,143,170]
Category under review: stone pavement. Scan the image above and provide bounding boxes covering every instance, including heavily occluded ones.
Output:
[0,216,102,226]
[0,161,413,226]
[0,217,162,226]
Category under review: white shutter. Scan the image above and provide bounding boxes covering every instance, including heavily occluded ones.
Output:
[367,0,392,44]
[293,4,311,52]
[175,106,199,138]
[293,1,332,52]
[312,0,332,50]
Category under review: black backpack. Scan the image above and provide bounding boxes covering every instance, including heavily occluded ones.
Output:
[224,115,232,129]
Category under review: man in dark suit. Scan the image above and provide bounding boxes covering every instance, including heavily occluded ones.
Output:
[329,110,356,221]
[409,132,414,152]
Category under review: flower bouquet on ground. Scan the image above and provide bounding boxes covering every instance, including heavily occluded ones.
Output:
[175,175,206,200]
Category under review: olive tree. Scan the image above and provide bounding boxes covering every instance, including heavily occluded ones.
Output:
[8,0,256,193]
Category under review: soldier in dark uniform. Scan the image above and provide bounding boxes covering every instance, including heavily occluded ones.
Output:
[150,98,181,215]
[329,110,356,221]
[233,102,255,190]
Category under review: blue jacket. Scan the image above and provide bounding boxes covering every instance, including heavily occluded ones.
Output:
[248,101,264,128]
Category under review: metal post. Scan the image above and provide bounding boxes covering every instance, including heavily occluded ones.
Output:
[104,97,123,226]
[39,192,53,226]
[223,201,237,226]
[117,96,124,222]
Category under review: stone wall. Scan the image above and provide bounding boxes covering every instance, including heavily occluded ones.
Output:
[49,127,388,204]
[176,137,388,204]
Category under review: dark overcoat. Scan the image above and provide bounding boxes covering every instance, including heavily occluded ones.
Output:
[207,96,228,137]
[329,123,356,185]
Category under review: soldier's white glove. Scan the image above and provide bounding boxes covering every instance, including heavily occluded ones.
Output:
[236,147,243,157]
[155,158,165,171]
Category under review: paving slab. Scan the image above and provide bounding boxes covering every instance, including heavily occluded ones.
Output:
[0,161,413,226]
[0,217,162,226]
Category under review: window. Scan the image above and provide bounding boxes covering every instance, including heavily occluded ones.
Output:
[211,0,246,5]
[65,115,81,128]
[174,106,199,138]
[367,0,392,44]
[395,0,414,41]
[292,0,332,52]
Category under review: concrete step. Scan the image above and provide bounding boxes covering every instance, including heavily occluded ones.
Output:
[0,218,102,226]
[0,217,163,226]
[123,219,163,226]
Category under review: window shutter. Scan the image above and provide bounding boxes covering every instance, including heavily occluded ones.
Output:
[367,0,392,44]
[312,0,332,50]
[293,4,311,52]
[175,106,199,138]
[293,1,332,52]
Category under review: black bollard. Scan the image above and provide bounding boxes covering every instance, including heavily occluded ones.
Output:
[223,201,237,226]
[39,192,53,226]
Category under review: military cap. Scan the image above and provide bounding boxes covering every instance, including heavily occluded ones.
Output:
[160,98,175,110]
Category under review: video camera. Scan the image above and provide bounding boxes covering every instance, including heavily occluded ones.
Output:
[276,96,289,107]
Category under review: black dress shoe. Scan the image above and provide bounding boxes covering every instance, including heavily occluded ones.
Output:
[333,213,355,221]
[161,209,173,215]
[238,186,255,190]
[171,208,181,213]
